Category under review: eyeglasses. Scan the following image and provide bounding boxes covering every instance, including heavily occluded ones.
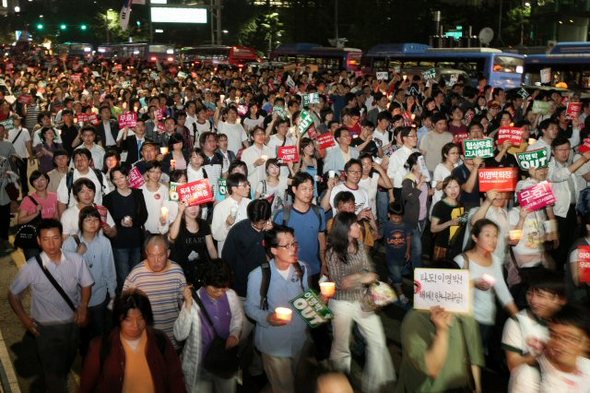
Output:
[276,241,299,250]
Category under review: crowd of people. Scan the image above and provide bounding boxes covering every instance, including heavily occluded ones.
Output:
[2,52,590,393]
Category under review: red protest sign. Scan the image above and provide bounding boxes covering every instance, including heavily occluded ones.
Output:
[478,167,519,192]
[277,145,299,163]
[517,181,556,212]
[317,133,336,150]
[118,112,138,128]
[497,127,524,147]
[578,246,590,284]
[453,133,469,152]
[128,166,145,189]
[579,137,590,154]
[567,102,582,120]
[17,94,33,105]
[78,113,99,126]
[176,179,214,206]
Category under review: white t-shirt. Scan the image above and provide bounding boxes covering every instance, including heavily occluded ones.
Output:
[60,204,115,236]
[140,183,172,234]
[218,121,248,155]
[358,173,379,216]
[509,355,590,393]
[8,127,31,158]
[56,169,110,207]
[502,309,549,358]
[329,183,370,215]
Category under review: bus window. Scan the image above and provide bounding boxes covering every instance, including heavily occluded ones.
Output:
[493,55,524,74]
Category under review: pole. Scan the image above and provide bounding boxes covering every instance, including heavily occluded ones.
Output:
[216,0,222,45]
[497,0,503,44]
[334,0,339,43]
[210,0,215,44]
[147,0,153,44]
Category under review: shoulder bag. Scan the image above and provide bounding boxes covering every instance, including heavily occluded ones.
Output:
[34,255,76,312]
[14,196,42,249]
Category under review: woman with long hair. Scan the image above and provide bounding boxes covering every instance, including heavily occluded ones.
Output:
[430,142,460,217]
[327,212,395,393]
[430,175,466,261]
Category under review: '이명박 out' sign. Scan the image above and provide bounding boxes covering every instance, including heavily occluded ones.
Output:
[176,179,214,206]
[317,133,336,150]
[413,268,471,314]
[516,148,549,170]
[478,167,519,192]
[463,138,495,159]
[128,166,145,189]
[578,246,590,284]
[497,127,524,147]
[297,110,314,136]
[277,145,299,163]
[118,112,138,128]
[517,181,556,212]
[290,289,333,328]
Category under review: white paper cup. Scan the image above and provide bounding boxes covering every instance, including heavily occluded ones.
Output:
[275,307,292,322]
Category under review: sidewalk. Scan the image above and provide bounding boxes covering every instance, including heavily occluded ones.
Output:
[0,329,21,393]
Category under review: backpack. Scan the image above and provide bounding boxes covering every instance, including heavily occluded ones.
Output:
[278,204,322,227]
[66,168,106,205]
[259,260,305,310]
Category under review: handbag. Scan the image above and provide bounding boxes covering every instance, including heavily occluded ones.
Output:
[192,289,239,378]
[14,196,41,250]
[361,281,397,312]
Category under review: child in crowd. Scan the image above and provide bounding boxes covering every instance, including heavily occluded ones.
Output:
[382,202,412,304]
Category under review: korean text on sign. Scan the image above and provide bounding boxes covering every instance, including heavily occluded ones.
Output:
[478,167,519,192]
[463,138,495,159]
[517,181,556,212]
[413,268,471,314]
[176,179,214,206]
[516,148,549,170]
[277,146,299,163]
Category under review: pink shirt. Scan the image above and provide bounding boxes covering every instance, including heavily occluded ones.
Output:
[20,192,59,219]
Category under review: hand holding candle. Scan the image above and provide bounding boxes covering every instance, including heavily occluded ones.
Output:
[160,206,169,222]
[274,307,292,323]
[160,147,169,155]
[319,282,336,298]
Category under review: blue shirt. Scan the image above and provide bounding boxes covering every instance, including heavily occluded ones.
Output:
[383,221,412,262]
[274,205,326,275]
[245,259,309,357]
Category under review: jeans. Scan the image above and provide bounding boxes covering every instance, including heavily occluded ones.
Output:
[35,322,79,393]
[112,247,141,293]
[376,189,390,235]
[386,255,404,285]
[329,299,396,393]
[411,220,426,270]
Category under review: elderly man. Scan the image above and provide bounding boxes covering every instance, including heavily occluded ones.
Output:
[8,219,94,393]
[122,234,187,349]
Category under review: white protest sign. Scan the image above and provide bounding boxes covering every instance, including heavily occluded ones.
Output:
[449,74,458,87]
[376,71,389,81]
[540,68,551,84]
[414,268,471,314]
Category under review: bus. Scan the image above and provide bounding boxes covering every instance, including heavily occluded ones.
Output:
[270,43,362,72]
[179,45,258,68]
[55,42,93,61]
[96,43,176,64]
[524,42,590,90]
[362,43,525,89]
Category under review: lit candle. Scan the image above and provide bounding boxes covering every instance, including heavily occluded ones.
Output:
[275,307,292,322]
[509,229,522,241]
[528,138,537,145]
[160,206,169,221]
[319,282,336,298]
[481,273,496,287]
[260,155,268,161]
[160,147,169,155]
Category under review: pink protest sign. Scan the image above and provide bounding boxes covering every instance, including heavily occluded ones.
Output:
[578,246,590,284]
[118,112,138,128]
[579,137,590,154]
[567,102,582,120]
[517,181,556,212]
[277,145,300,163]
[497,127,524,147]
[317,133,336,150]
[176,179,214,206]
[128,166,145,189]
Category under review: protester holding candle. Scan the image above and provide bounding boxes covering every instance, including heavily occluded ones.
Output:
[326,212,395,393]
[140,160,173,235]
[245,225,309,393]
[162,133,188,173]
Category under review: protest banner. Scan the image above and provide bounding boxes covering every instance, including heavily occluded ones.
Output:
[463,138,495,159]
[277,145,299,163]
[176,179,214,206]
[579,138,590,154]
[453,133,469,151]
[413,268,471,314]
[303,93,320,107]
[215,178,228,201]
[272,105,288,120]
[297,110,314,135]
[517,181,556,212]
[497,127,525,147]
[376,71,389,81]
[128,166,145,189]
[515,148,549,170]
[532,100,551,115]
[478,167,519,192]
[169,182,180,201]
[422,68,436,81]
[392,65,401,73]
[578,246,590,284]
[118,111,138,128]
[517,87,530,99]
[540,68,552,84]
[177,71,188,79]
[448,74,458,87]
[77,113,99,125]
[290,289,333,328]
[317,133,336,150]
[567,101,582,120]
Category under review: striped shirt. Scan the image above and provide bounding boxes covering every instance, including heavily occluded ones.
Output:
[123,262,187,348]
[327,242,374,302]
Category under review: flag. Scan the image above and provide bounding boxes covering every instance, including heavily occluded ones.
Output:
[120,0,132,31]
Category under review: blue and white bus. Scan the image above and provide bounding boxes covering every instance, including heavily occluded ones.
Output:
[362,43,525,89]
[524,42,590,90]
[270,43,362,72]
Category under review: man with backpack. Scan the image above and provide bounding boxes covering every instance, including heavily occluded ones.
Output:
[56,148,110,216]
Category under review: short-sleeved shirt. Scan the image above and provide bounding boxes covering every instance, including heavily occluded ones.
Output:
[9,251,94,323]
[509,355,590,392]
[502,309,549,357]
[382,221,412,262]
[20,193,58,219]
[60,204,115,236]
[8,127,31,158]
[431,200,465,247]
[273,205,326,276]
[452,164,481,209]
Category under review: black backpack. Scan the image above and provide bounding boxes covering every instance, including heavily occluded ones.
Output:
[259,261,305,311]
